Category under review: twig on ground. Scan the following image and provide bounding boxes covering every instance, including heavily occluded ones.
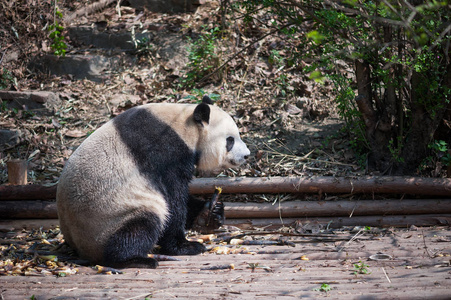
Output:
[382,267,391,283]
[338,228,364,252]
[422,230,434,258]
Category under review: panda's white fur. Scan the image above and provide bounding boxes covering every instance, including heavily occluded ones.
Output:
[56,98,249,268]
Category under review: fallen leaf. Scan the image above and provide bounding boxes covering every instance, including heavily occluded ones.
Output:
[64,129,86,138]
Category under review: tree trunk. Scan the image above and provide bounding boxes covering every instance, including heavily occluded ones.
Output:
[395,64,451,174]
[433,63,451,152]
[355,59,392,172]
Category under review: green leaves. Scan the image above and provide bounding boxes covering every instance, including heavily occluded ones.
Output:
[308,70,325,84]
[313,283,332,292]
[48,6,67,57]
[353,261,371,275]
[181,26,221,88]
[183,89,221,103]
[0,68,14,90]
[429,140,451,166]
[237,0,450,173]
[306,30,324,45]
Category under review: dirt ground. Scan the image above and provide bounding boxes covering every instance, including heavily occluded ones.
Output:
[1,224,451,299]
[0,0,363,187]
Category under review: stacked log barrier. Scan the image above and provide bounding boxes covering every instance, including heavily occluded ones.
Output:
[1,176,451,230]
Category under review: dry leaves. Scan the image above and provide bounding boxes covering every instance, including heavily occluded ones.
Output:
[63,129,87,138]
[0,228,79,277]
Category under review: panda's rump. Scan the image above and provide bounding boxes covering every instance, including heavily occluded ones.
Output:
[57,156,169,263]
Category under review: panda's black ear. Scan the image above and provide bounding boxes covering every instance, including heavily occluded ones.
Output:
[193,103,210,125]
[202,95,214,105]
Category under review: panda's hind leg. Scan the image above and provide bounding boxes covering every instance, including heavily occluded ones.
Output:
[157,220,206,256]
[102,212,162,268]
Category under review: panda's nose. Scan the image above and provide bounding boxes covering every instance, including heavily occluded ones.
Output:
[243,147,250,160]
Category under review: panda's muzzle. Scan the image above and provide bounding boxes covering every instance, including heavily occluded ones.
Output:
[229,158,245,166]
[228,140,250,167]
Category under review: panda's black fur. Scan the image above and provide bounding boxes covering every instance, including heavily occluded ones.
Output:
[112,105,202,255]
[56,96,249,268]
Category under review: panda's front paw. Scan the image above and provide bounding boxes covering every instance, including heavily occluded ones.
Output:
[191,201,225,233]
[209,201,225,228]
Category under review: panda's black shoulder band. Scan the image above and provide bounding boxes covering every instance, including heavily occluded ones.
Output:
[194,103,210,125]
[202,95,214,105]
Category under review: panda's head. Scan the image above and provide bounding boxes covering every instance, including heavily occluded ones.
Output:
[193,96,250,172]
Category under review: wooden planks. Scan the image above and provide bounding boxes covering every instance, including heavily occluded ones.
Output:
[1,226,450,299]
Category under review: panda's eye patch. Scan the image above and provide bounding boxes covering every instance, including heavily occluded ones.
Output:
[226,136,235,152]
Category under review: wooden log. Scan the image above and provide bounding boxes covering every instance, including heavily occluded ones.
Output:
[224,199,451,218]
[225,214,451,230]
[2,214,448,231]
[0,184,57,200]
[2,176,451,200]
[0,201,57,219]
[6,159,28,185]
[2,199,451,220]
[189,176,451,196]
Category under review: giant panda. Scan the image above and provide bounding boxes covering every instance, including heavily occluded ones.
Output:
[56,96,250,268]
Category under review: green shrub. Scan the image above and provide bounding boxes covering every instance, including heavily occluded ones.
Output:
[181,27,221,88]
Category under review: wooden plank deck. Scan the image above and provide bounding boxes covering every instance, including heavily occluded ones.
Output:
[1,225,451,299]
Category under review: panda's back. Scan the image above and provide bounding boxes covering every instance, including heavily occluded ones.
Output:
[59,104,197,206]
